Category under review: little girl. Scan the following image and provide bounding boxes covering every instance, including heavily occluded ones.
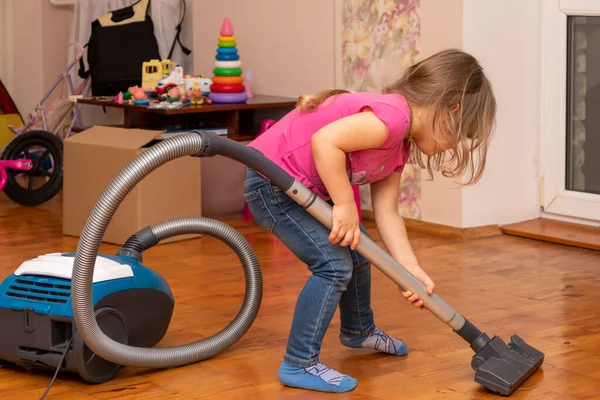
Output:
[243,49,496,393]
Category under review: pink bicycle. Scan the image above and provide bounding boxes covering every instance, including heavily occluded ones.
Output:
[0,43,90,206]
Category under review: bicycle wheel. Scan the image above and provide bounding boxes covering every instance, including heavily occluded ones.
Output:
[0,130,63,206]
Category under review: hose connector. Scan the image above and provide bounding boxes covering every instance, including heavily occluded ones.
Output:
[117,226,159,262]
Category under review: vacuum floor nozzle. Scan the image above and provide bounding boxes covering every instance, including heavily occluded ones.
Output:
[471,334,545,396]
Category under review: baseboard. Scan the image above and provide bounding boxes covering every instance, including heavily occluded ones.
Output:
[361,210,503,240]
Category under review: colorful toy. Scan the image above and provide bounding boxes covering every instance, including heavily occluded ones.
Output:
[191,88,204,105]
[141,60,162,89]
[167,87,181,102]
[142,59,175,90]
[142,58,213,101]
[113,91,131,105]
[161,59,175,76]
[177,83,187,98]
[208,92,248,103]
[217,47,238,55]
[212,76,244,84]
[156,63,184,95]
[217,41,237,48]
[209,18,248,104]
[128,85,150,105]
[215,54,239,62]
[184,76,212,96]
[210,83,245,93]
[213,67,243,76]
[113,92,124,104]
[215,60,242,69]
[189,81,212,106]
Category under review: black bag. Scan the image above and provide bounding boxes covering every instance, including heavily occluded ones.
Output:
[79,0,190,96]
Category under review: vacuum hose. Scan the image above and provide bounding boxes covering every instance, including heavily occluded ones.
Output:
[72,130,480,370]
[71,132,262,368]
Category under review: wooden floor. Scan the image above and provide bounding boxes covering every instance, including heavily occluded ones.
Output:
[0,193,599,399]
[502,218,600,251]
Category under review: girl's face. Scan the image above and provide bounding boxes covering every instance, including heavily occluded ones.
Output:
[414,132,452,156]
[412,107,455,156]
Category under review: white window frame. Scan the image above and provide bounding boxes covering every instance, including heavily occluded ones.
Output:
[541,0,600,223]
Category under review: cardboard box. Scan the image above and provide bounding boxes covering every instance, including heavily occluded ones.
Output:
[200,141,250,219]
[63,126,202,245]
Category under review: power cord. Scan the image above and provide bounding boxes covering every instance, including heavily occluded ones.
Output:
[39,337,74,400]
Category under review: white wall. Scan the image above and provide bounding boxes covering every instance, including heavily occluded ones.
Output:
[0,1,10,93]
[460,0,543,227]
[180,0,194,73]
[8,1,44,117]
[419,0,464,227]
[42,0,72,101]
[188,0,543,229]
[193,0,335,98]
[415,0,544,228]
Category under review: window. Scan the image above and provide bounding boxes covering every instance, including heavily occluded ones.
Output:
[566,16,600,195]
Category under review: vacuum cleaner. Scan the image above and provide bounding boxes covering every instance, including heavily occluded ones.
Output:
[0,131,543,396]
[0,251,178,383]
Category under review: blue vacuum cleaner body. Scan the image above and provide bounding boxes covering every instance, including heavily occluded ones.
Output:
[0,252,174,383]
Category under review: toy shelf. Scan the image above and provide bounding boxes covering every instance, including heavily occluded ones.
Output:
[75,94,296,141]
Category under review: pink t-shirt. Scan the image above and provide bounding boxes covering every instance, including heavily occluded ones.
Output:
[248,91,412,200]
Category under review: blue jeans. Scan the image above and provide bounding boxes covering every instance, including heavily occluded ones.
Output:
[243,168,376,368]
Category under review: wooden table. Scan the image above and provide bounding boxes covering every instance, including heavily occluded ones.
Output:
[76,94,297,142]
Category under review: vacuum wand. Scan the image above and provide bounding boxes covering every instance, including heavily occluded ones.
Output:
[194,131,545,396]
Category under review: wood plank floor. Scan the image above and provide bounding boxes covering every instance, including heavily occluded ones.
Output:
[502,218,600,251]
[0,193,599,399]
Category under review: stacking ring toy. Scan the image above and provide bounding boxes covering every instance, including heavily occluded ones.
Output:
[213,67,243,76]
[210,83,245,93]
[216,53,240,61]
[217,47,238,55]
[212,75,244,84]
[215,60,242,69]
[219,35,236,42]
[209,92,248,103]
[218,41,236,48]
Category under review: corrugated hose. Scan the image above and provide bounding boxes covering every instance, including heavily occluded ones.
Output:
[71,132,262,368]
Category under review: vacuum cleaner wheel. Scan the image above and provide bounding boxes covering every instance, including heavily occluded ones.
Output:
[73,307,128,384]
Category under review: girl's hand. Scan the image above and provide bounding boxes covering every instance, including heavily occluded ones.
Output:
[330,202,361,250]
[398,265,435,312]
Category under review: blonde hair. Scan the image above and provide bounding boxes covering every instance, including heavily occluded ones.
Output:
[296,49,497,186]
[296,89,351,112]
